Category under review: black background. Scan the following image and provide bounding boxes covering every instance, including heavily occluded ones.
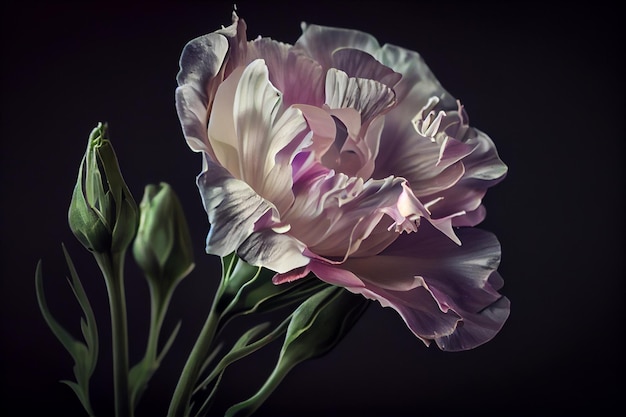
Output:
[1,1,623,416]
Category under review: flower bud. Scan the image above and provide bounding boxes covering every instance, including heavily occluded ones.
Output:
[132,183,195,287]
[68,123,138,254]
[224,286,369,417]
[281,286,369,362]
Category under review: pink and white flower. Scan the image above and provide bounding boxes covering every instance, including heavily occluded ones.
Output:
[176,13,509,351]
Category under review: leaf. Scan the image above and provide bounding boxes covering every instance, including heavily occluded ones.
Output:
[156,320,182,364]
[193,319,290,417]
[35,248,99,417]
[62,244,98,374]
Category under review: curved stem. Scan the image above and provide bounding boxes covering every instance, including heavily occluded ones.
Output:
[224,360,296,417]
[96,252,132,417]
[146,283,170,363]
[167,282,223,417]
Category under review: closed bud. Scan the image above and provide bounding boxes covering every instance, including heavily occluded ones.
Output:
[68,123,138,254]
[225,287,369,417]
[133,182,195,288]
[281,286,369,362]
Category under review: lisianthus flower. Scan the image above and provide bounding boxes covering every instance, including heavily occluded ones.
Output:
[176,12,509,351]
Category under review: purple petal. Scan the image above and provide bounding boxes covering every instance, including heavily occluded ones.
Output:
[373,121,467,197]
[247,38,326,106]
[434,276,510,351]
[328,222,509,350]
[332,48,402,88]
[423,130,508,224]
[285,173,429,260]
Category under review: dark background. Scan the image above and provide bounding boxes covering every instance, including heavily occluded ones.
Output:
[1,1,623,416]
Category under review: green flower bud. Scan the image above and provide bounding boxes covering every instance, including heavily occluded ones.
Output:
[68,123,138,254]
[281,286,369,362]
[132,182,195,287]
[225,287,369,417]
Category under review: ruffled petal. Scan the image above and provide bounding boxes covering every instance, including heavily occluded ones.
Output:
[247,38,326,107]
[325,68,396,125]
[209,59,310,214]
[335,223,509,351]
[294,23,381,70]
[373,121,467,197]
[234,60,309,212]
[175,32,230,155]
[285,172,429,260]
[196,157,274,258]
[433,275,510,351]
[377,43,455,111]
[349,283,461,345]
[424,130,508,225]
[331,48,401,88]
[374,45,461,190]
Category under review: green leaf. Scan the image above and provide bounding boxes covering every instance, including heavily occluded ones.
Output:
[35,255,98,417]
[62,244,98,374]
[156,320,182,365]
[193,319,290,417]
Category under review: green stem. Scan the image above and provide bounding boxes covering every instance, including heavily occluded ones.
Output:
[146,283,170,363]
[224,360,297,417]
[168,283,223,417]
[96,252,132,417]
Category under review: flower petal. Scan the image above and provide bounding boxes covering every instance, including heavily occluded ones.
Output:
[209,59,310,214]
[325,68,396,125]
[238,229,309,274]
[433,275,510,351]
[424,130,508,225]
[377,43,455,110]
[285,172,429,260]
[175,32,230,155]
[294,23,381,70]
[331,47,401,88]
[374,121,467,197]
[309,259,365,288]
[337,223,509,350]
[350,283,461,345]
[196,157,274,258]
[247,38,326,107]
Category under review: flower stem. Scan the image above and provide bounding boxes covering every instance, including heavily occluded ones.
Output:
[225,361,297,417]
[146,283,169,363]
[168,283,223,417]
[96,252,132,417]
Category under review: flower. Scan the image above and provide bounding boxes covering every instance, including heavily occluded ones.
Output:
[175,12,509,351]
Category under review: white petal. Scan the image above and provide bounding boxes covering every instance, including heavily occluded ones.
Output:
[325,68,396,124]
[238,229,309,274]
[176,32,231,156]
[196,158,275,258]
[233,59,309,213]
